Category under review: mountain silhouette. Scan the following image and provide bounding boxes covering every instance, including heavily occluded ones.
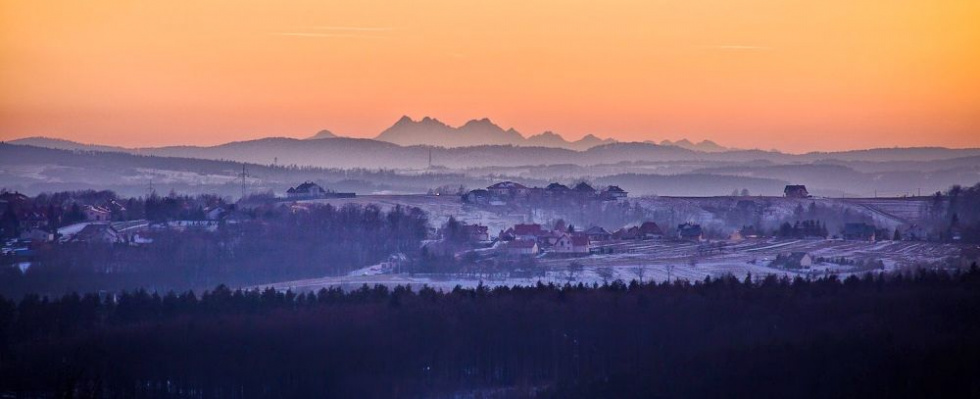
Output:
[307,130,338,140]
[653,139,731,152]
[375,116,615,149]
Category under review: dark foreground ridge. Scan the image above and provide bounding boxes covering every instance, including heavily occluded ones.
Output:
[2,268,980,398]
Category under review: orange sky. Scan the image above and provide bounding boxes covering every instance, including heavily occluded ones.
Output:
[1,0,978,152]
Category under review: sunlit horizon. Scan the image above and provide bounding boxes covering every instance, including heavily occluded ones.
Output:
[2,0,979,152]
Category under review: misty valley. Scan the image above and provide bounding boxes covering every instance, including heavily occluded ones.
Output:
[2,137,980,396]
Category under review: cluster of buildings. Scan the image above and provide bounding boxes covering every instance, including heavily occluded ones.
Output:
[285,182,355,200]
[463,181,627,206]
[493,220,707,257]
[498,223,592,256]
[784,185,810,198]
[0,191,131,244]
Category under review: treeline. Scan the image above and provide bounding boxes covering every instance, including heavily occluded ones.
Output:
[776,219,829,238]
[1,267,979,398]
[1,203,429,297]
[945,183,980,242]
[0,189,231,238]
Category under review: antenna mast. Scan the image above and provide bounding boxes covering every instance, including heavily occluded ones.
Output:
[240,164,249,200]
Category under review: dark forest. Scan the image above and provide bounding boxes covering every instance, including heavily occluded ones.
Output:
[2,267,979,398]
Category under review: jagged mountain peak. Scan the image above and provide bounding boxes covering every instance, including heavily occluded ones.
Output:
[307,130,337,140]
[460,117,503,131]
[658,138,732,152]
[375,116,622,149]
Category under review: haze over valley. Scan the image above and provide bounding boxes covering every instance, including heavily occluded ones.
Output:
[2,0,980,397]
[4,116,979,199]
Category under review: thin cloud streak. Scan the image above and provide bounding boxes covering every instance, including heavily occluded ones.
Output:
[272,32,390,39]
[306,26,395,31]
[709,45,771,50]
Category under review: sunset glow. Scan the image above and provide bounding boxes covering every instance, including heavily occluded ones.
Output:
[1,0,978,152]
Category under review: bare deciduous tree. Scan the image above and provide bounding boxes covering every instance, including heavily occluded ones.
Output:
[629,266,646,283]
[596,267,614,284]
[567,261,584,282]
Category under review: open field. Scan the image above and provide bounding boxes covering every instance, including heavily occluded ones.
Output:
[306,194,938,235]
[256,238,969,292]
[305,195,538,235]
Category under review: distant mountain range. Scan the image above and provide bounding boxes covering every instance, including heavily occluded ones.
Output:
[3,141,979,199]
[6,115,980,172]
[7,133,980,171]
[650,139,729,153]
[370,115,738,151]
[9,115,739,152]
[373,116,622,150]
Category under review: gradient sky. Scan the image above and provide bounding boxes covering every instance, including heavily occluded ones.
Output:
[1,0,979,152]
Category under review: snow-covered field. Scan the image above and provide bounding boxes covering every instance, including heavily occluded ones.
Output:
[255,238,967,293]
[247,195,967,292]
[634,196,932,231]
[309,195,936,237]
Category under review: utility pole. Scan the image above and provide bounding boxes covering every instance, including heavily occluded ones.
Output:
[240,164,249,200]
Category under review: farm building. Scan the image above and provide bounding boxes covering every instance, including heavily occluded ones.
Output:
[502,240,539,256]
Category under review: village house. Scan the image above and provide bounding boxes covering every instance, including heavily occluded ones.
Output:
[286,182,327,199]
[83,205,112,222]
[638,222,663,239]
[570,235,591,254]
[584,226,611,242]
[551,233,591,254]
[774,252,813,269]
[843,222,876,241]
[600,186,628,201]
[677,223,704,241]
[784,185,810,198]
[612,226,640,240]
[544,183,570,198]
[71,224,123,244]
[462,189,490,205]
[502,239,539,256]
[487,181,529,199]
[553,233,573,252]
[509,223,546,241]
[538,230,566,247]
